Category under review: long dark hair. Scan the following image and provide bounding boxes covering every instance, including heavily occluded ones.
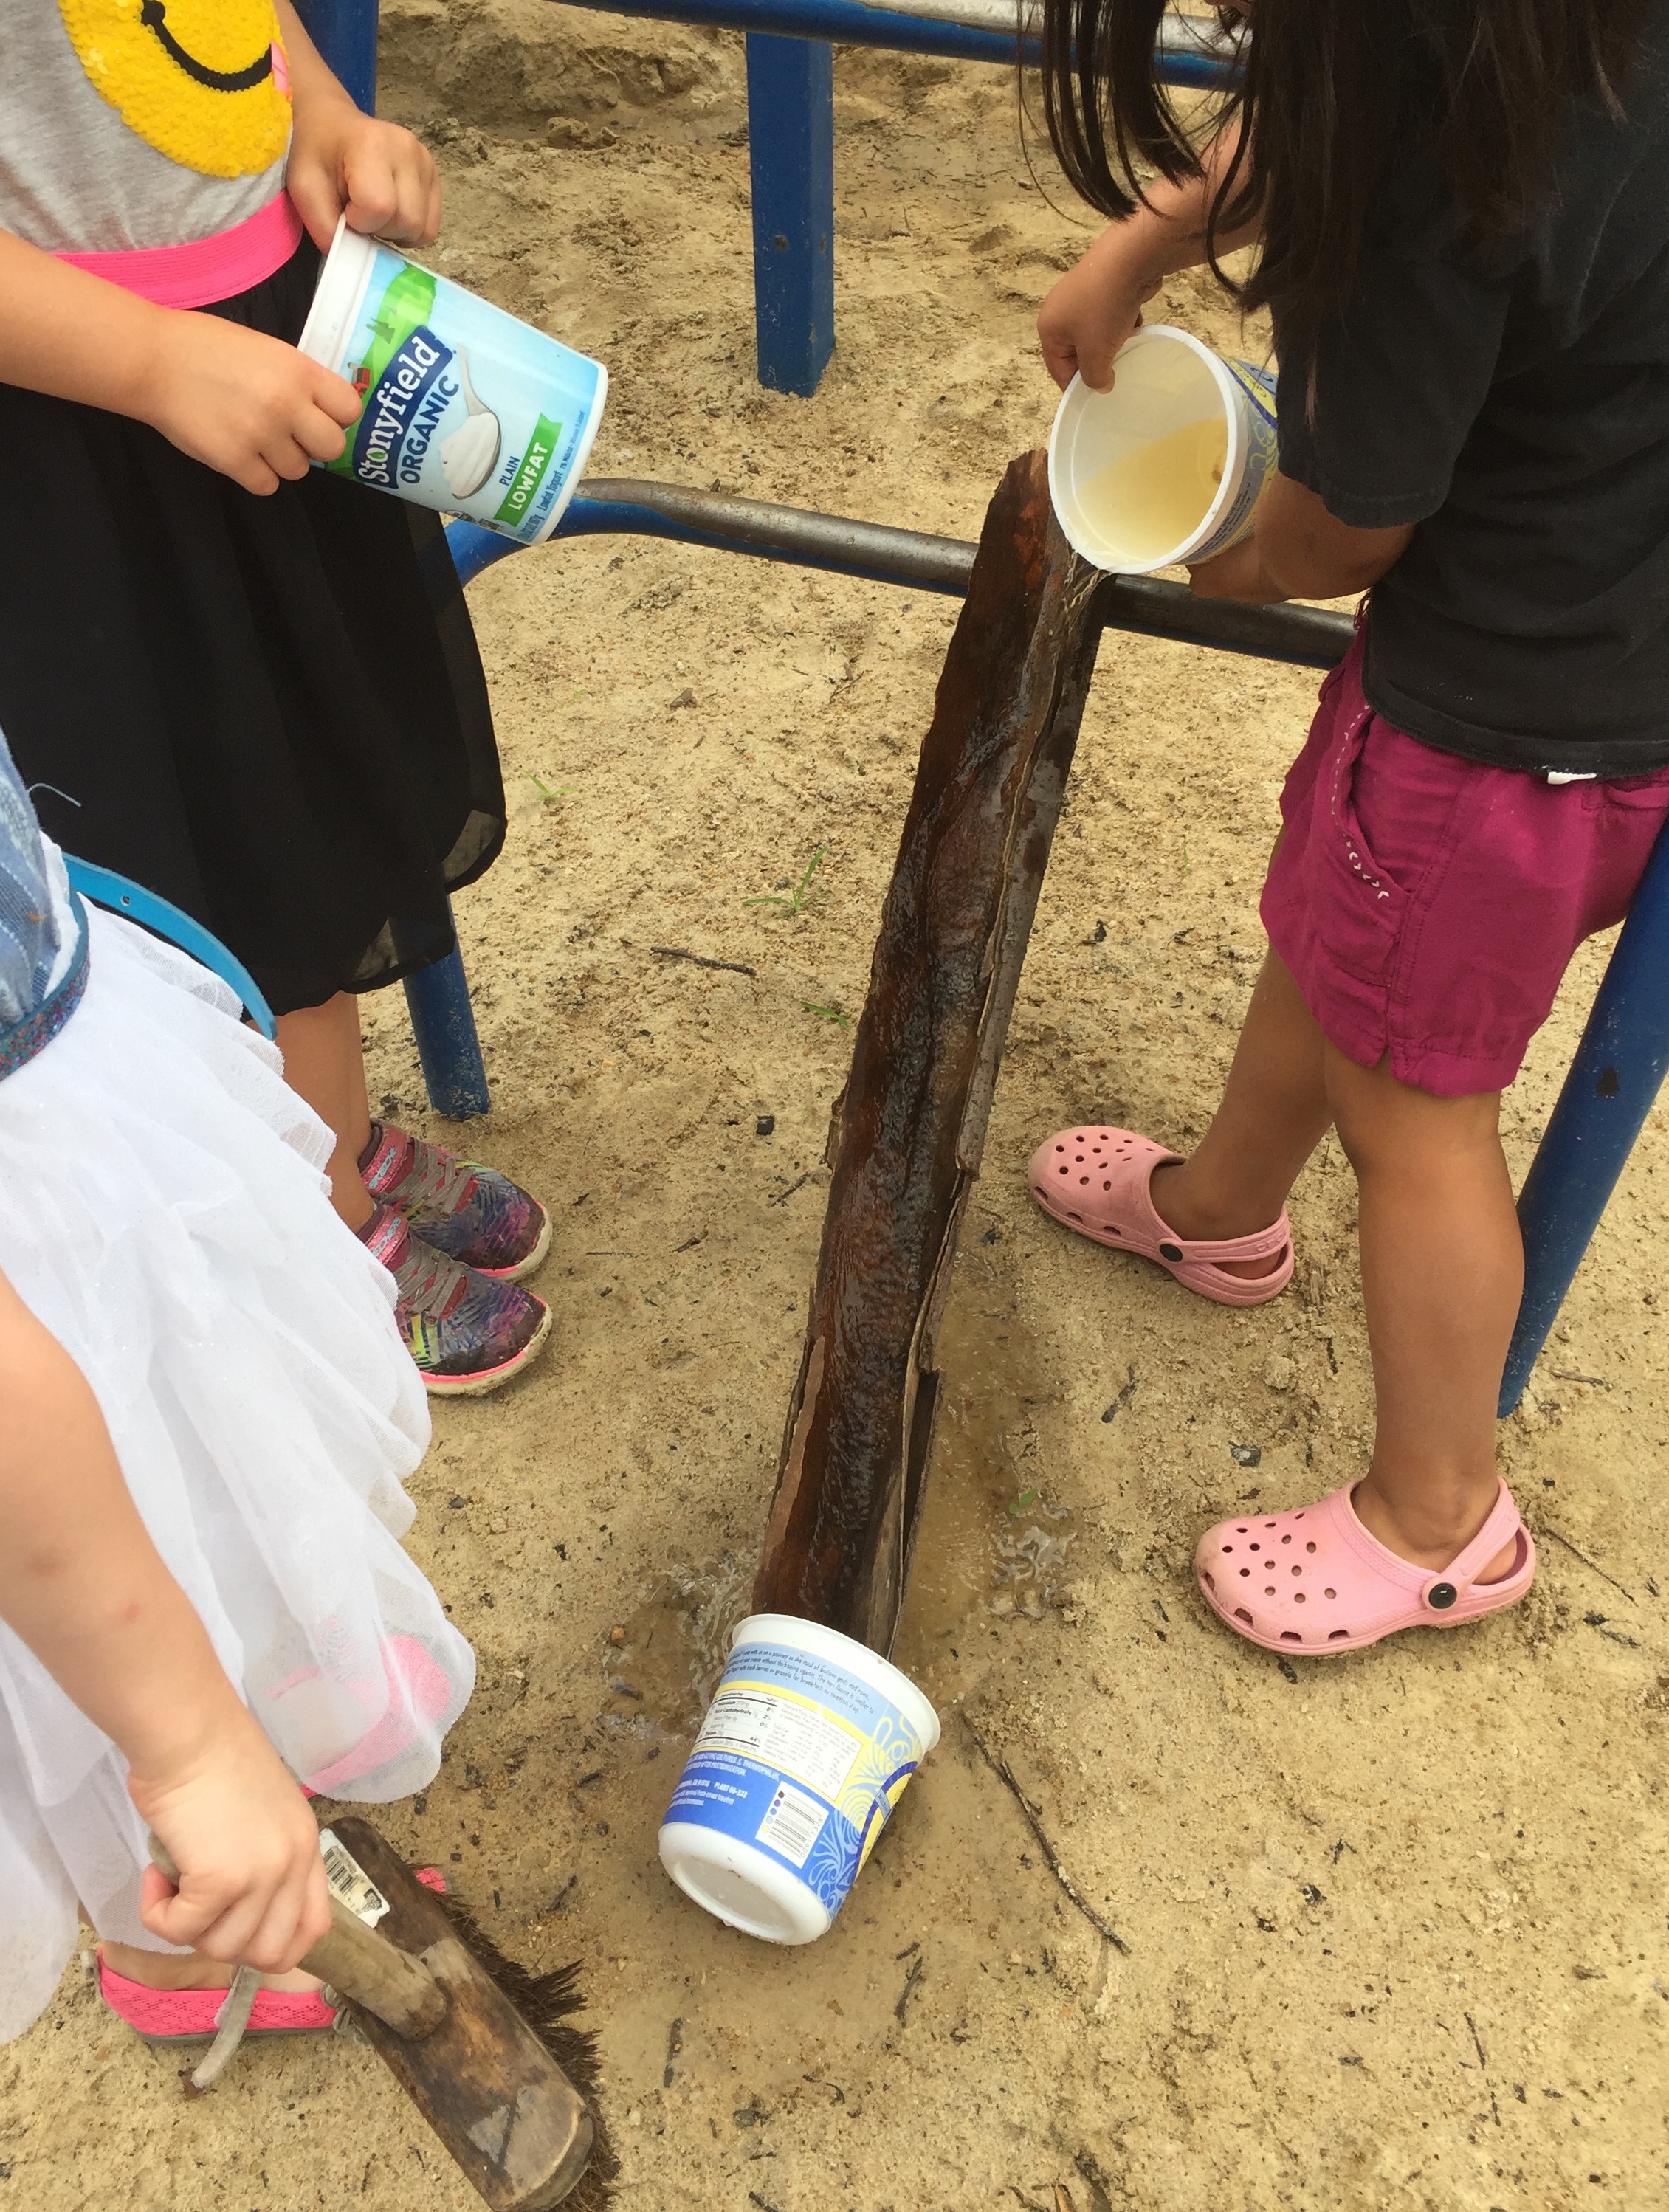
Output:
[1039,0,1654,365]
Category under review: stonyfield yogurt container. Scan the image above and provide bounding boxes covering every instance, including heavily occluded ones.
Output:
[1048,324,1276,574]
[298,215,607,545]
[660,1613,940,1945]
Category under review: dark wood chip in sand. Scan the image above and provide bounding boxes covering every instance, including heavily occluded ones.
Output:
[650,945,757,977]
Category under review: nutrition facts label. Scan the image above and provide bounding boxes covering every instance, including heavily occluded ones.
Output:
[693,1684,860,1802]
[754,1782,827,1869]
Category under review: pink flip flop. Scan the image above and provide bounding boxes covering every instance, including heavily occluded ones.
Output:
[98,1861,450,2048]
[1028,1126,1293,1306]
[1195,1477,1536,1654]
[97,1951,337,2042]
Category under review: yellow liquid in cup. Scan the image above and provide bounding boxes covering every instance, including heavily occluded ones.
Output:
[1075,416,1228,565]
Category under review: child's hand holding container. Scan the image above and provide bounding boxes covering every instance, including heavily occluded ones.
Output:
[1048,324,1277,573]
[298,214,608,544]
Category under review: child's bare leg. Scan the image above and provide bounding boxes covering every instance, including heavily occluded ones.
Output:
[1150,952,1334,1276]
[1146,952,1519,1579]
[1325,1049,1520,1582]
[273,992,374,1232]
[100,1937,321,1994]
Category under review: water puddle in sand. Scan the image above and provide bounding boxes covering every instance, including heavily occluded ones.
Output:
[604,1282,1073,1732]
[602,1551,754,1741]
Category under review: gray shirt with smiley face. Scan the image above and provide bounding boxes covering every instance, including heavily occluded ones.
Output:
[0,0,291,255]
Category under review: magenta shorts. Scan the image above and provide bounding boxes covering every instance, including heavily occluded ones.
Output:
[1262,635,1669,1097]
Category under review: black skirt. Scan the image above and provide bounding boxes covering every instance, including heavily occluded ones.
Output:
[0,240,504,1016]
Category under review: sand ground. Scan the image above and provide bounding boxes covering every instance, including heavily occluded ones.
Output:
[3,4,1667,2207]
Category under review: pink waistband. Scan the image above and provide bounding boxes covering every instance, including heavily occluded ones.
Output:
[53,193,304,311]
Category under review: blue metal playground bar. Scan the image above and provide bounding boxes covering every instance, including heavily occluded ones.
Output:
[295,0,379,111]
[294,0,1668,1407]
[443,486,1359,672]
[746,32,836,399]
[553,0,1233,72]
[1501,850,1669,1413]
[554,0,1233,394]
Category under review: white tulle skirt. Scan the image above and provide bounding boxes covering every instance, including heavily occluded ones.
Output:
[0,857,474,2042]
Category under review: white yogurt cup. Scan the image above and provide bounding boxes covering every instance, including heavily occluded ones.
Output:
[659,1613,940,1945]
[1047,323,1277,574]
[298,216,607,545]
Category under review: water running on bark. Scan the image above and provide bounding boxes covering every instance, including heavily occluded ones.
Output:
[754,450,1104,1653]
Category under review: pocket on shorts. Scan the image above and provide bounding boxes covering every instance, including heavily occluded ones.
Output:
[1315,710,1413,984]
[1315,658,1349,713]
[1582,766,1669,812]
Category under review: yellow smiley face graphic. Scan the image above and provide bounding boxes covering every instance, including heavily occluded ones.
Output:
[58,0,291,179]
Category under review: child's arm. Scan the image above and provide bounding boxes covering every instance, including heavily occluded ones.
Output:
[0,234,361,494]
[0,3,442,496]
[0,1264,331,1971]
[1037,130,1259,393]
[1188,472,1414,603]
[274,1,442,250]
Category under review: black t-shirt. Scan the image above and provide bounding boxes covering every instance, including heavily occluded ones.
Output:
[1276,11,1669,776]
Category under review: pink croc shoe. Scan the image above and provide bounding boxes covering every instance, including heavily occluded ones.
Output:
[1195,1478,1537,1655]
[98,1952,337,2042]
[1028,1125,1293,1307]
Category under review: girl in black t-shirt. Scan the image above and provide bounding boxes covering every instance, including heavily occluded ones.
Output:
[1026,0,1669,1653]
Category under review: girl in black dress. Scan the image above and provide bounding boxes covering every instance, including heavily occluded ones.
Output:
[0,0,551,1394]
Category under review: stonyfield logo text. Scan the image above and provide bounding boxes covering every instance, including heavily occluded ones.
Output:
[351,325,459,490]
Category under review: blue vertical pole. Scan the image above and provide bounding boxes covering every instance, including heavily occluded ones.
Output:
[295,0,492,1118]
[1498,821,1669,1413]
[291,0,380,112]
[403,951,492,1120]
[746,35,836,396]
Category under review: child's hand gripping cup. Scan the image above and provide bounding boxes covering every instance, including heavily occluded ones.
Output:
[297,215,608,544]
[658,1614,940,1944]
[1048,324,1277,573]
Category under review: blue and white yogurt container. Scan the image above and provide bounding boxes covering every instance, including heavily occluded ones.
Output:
[660,1613,940,1944]
[1048,323,1277,574]
[298,216,607,545]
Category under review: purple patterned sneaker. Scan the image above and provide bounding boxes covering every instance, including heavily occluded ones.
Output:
[359,1120,550,1281]
[359,1204,551,1396]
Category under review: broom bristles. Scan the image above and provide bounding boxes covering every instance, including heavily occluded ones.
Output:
[429,1886,618,2207]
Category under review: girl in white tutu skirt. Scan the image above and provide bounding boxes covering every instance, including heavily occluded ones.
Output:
[0,730,473,2047]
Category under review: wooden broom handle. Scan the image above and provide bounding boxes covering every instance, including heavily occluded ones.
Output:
[148,1835,447,2041]
[303,1893,448,2037]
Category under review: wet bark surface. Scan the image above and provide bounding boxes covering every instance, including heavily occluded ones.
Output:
[753,449,1103,1653]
